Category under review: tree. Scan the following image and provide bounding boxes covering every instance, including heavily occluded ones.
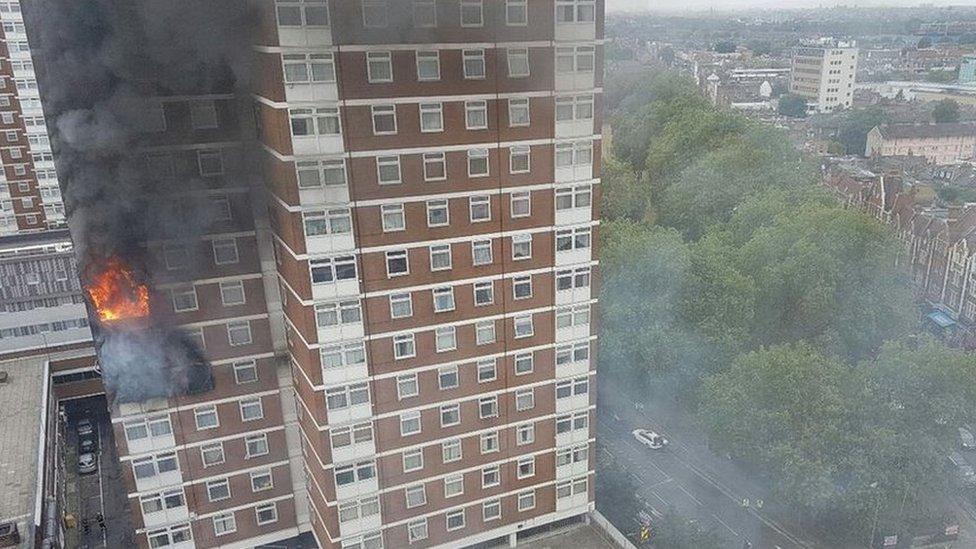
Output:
[932,99,960,124]
[651,509,725,549]
[659,46,675,67]
[778,93,808,118]
[917,36,932,49]
[837,107,888,155]
[714,40,736,54]
[602,155,650,222]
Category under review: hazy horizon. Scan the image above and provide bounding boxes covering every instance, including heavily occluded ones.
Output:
[607,0,976,12]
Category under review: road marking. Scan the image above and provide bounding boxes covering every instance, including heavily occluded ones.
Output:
[647,490,669,506]
[676,482,705,506]
[646,478,674,489]
[712,514,740,537]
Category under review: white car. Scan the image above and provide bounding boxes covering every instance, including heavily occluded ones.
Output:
[633,429,669,450]
[78,453,97,475]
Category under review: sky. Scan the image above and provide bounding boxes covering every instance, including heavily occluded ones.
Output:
[606,0,976,11]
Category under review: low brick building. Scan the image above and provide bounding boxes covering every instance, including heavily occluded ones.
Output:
[866,122,976,165]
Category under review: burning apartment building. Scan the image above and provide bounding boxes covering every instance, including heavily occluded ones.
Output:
[25,0,604,547]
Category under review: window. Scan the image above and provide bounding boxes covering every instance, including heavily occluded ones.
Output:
[556,226,592,252]
[472,239,493,265]
[133,453,178,480]
[479,396,498,419]
[444,474,464,498]
[556,185,592,211]
[518,490,536,511]
[439,365,459,390]
[557,0,596,23]
[465,100,487,130]
[213,512,236,536]
[315,300,362,328]
[194,406,218,430]
[430,244,452,271]
[297,159,347,188]
[423,152,446,181]
[256,503,278,525]
[397,374,419,399]
[321,341,367,370]
[513,275,532,299]
[335,460,376,487]
[442,438,462,462]
[394,333,416,359]
[517,423,535,445]
[440,404,460,427]
[556,94,594,122]
[432,287,456,313]
[413,0,436,27]
[515,353,534,375]
[427,199,449,227]
[435,326,457,352]
[416,50,440,81]
[201,443,224,467]
[227,321,252,346]
[283,53,335,83]
[311,255,357,284]
[190,101,218,129]
[512,234,532,260]
[556,45,595,73]
[386,250,409,276]
[371,105,397,134]
[400,411,422,436]
[339,497,380,526]
[514,314,534,338]
[468,148,489,177]
[390,293,413,319]
[509,98,530,126]
[240,398,264,421]
[507,48,530,77]
[147,524,192,548]
[482,466,500,488]
[403,449,424,472]
[510,146,531,175]
[473,282,494,307]
[251,469,274,492]
[197,150,223,176]
[446,509,466,531]
[408,519,429,543]
[419,102,443,132]
[207,479,231,502]
[477,359,496,382]
[460,0,482,26]
[366,51,393,82]
[362,0,388,27]
[376,155,401,184]
[516,388,535,411]
[140,489,185,515]
[332,422,373,449]
[557,342,590,366]
[220,281,246,306]
[171,286,198,312]
[484,499,502,521]
[303,208,352,237]
[326,383,371,410]
[476,320,496,345]
[246,434,269,457]
[470,195,490,222]
[277,1,329,26]
[185,327,205,350]
[463,49,486,79]
[290,107,341,136]
[506,0,528,25]
[381,203,405,232]
[212,238,238,265]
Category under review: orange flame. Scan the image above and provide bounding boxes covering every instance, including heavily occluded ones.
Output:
[85,257,150,322]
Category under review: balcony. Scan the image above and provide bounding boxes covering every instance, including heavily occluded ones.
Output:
[286,80,338,103]
[555,454,590,480]
[299,182,349,207]
[556,393,590,414]
[133,466,182,494]
[322,361,369,388]
[555,205,591,227]
[335,476,379,503]
[142,500,189,529]
[556,426,590,448]
[332,438,377,467]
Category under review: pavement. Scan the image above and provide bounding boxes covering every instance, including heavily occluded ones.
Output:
[597,378,813,549]
[515,520,619,549]
[63,397,134,549]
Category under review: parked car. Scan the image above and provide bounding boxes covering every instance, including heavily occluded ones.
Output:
[633,429,669,450]
[77,453,97,475]
[961,427,976,450]
[949,452,976,485]
[76,418,94,437]
[79,434,98,454]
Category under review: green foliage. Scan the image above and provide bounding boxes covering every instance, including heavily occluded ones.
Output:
[932,99,961,123]
[837,107,889,155]
[917,37,932,49]
[935,184,976,204]
[714,40,736,54]
[651,509,725,549]
[778,93,808,118]
[601,155,649,222]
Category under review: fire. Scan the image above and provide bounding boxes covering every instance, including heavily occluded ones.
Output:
[85,257,150,322]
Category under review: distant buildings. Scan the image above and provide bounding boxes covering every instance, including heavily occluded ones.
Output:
[960,55,976,84]
[789,41,858,113]
[866,123,976,164]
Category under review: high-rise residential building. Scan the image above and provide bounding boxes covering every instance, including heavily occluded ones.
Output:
[789,41,858,114]
[0,0,64,235]
[254,1,601,547]
[25,1,602,548]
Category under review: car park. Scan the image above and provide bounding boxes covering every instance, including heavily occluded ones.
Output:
[960,427,976,450]
[79,434,98,454]
[77,453,97,475]
[76,418,94,437]
[633,428,669,450]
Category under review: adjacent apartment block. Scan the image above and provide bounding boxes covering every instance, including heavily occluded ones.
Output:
[253,0,601,547]
[0,0,64,235]
[789,41,858,113]
[866,122,976,165]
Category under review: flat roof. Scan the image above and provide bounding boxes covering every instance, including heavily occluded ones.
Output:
[0,354,47,529]
[514,522,619,549]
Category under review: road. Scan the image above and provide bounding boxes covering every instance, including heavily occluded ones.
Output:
[597,379,813,549]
